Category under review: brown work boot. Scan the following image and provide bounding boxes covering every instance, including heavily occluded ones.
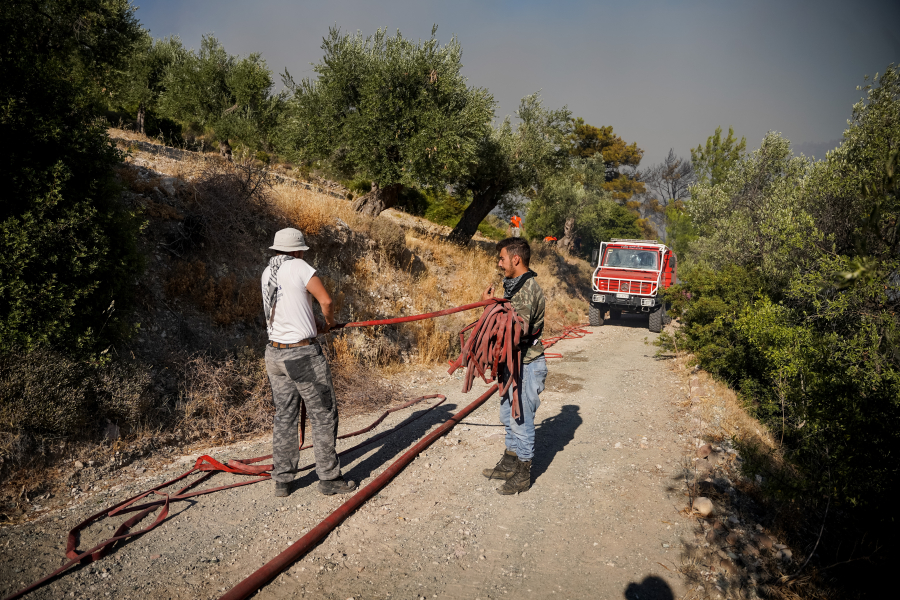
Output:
[497,460,532,495]
[482,449,518,480]
[318,476,357,496]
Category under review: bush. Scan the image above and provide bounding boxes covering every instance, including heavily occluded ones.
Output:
[369,217,406,260]
[0,348,153,439]
[0,349,94,437]
[145,114,183,145]
[346,177,373,199]
[424,190,468,227]
[394,186,429,215]
[0,0,144,355]
[477,215,508,240]
[659,68,900,591]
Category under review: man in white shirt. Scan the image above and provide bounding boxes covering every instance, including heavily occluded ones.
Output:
[261,228,357,497]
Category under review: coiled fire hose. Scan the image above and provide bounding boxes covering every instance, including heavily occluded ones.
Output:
[4,298,589,600]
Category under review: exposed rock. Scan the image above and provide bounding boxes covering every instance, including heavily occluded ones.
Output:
[696,444,712,458]
[159,177,179,197]
[754,533,774,549]
[692,497,714,516]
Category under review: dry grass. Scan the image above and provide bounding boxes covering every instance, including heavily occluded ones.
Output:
[673,354,779,454]
[327,336,407,415]
[164,260,260,327]
[178,349,272,441]
[270,182,364,235]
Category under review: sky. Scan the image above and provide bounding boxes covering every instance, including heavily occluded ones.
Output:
[134,0,899,167]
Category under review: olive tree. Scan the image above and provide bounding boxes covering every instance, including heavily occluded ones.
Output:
[525,155,635,253]
[158,35,283,153]
[689,133,820,283]
[279,26,494,216]
[110,32,186,135]
[447,93,571,245]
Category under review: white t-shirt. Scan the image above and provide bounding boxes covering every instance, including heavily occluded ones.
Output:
[260,259,318,343]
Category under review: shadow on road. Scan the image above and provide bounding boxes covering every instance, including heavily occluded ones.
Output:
[624,575,674,600]
[300,401,459,488]
[606,313,651,329]
[533,404,582,481]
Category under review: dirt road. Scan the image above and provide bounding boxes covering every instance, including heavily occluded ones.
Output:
[1,317,698,600]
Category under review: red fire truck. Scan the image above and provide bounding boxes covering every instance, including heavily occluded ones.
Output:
[588,239,676,332]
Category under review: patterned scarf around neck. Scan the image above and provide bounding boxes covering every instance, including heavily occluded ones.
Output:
[264,254,293,333]
[502,269,536,299]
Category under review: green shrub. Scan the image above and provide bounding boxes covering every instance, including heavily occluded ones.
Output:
[663,66,900,518]
[347,177,373,198]
[0,0,145,355]
[477,215,507,240]
[423,190,468,226]
[394,186,429,215]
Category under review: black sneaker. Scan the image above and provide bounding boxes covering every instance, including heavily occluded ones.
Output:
[318,477,357,495]
[274,481,292,497]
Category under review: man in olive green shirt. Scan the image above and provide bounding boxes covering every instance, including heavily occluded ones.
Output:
[480,238,548,494]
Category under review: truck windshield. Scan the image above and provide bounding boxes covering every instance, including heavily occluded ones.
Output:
[603,249,658,270]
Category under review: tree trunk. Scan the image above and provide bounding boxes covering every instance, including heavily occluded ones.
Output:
[447,190,500,246]
[558,216,577,253]
[352,182,402,217]
[136,102,145,135]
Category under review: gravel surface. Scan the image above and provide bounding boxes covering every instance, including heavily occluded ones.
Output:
[1,317,697,600]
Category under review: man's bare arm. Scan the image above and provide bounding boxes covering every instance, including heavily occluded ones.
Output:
[306,275,335,334]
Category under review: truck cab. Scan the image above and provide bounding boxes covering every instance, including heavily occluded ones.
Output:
[588,239,676,332]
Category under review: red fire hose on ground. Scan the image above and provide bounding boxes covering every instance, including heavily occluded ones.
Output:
[220,384,499,600]
[4,298,590,600]
[541,323,592,358]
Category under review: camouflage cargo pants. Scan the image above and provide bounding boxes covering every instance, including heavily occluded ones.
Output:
[265,341,341,483]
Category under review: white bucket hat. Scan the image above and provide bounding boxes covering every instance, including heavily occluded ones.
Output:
[269,228,309,252]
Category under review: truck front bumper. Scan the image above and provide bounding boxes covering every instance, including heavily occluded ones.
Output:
[591,293,657,309]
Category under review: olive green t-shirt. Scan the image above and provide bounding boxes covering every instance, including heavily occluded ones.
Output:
[506,275,545,364]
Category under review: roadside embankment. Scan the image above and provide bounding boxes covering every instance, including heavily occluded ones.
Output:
[0,132,591,526]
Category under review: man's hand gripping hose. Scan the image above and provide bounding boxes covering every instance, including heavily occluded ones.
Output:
[3,298,591,600]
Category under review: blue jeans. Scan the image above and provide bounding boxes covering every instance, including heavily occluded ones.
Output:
[499,357,547,462]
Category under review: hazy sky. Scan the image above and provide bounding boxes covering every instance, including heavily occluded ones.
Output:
[134,0,899,167]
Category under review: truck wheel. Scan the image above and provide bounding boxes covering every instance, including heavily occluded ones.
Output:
[649,308,663,333]
[609,309,622,320]
[662,304,672,325]
[589,305,604,326]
